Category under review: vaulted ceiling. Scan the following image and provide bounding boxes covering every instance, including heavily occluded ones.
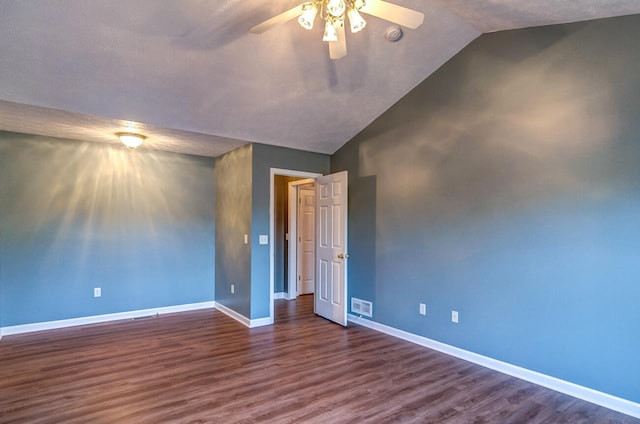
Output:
[1,1,639,157]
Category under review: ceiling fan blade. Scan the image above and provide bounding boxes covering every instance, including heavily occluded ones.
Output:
[360,0,424,29]
[250,4,305,34]
[329,25,347,59]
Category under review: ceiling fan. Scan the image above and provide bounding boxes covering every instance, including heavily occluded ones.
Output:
[250,0,424,59]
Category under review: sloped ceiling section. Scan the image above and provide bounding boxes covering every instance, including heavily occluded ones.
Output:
[0,1,639,157]
[431,0,640,32]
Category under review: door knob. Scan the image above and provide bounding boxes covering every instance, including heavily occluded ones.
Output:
[338,253,350,259]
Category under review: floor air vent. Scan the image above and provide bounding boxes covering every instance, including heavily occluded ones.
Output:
[351,297,373,317]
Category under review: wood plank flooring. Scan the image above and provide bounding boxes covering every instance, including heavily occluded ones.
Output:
[1,296,638,423]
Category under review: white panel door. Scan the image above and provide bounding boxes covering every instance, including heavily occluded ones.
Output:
[298,185,315,295]
[315,171,348,326]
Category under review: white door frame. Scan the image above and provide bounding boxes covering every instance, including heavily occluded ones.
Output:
[287,179,315,300]
[269,168,322,323]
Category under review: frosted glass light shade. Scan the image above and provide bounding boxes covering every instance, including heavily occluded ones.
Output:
[298,4,318,30]
[117,132,146,149]
[322,20,338,42]
[327,0,346,17]
[347,9,366,33]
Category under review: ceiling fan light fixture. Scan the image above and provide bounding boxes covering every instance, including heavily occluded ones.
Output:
[347,8,366,33]
[250,0,424,59]
[298,3,319,30]
[116,132,146,149]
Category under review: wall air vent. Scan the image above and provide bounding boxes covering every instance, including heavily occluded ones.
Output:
[351,297,373,317]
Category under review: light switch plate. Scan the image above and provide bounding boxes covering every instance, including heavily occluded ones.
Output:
[259,235,268,245]
[244,234,248,244]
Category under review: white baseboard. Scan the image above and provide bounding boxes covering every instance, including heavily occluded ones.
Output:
[213,302,273,328]
[273,292,286,300]
[347,314,640,420]
[0,302,216,336]
[249,317,273,328]
[213,301,250,326]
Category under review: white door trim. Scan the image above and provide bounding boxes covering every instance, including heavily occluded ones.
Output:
[287,179,315,300]
[269,168,322,324]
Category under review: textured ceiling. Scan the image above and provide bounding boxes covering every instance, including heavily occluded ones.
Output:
[0,0,639,157]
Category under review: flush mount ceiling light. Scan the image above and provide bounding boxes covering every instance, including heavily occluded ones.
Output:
[250,0,424,59]
[116,132,146,149]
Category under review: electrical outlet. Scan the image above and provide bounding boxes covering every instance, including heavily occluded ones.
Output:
[259,235,268,245]
[451,310,459,323]
[94,287,101,298]
[244,234,248,244]
[231,284,235,294]
[419,303,426,315]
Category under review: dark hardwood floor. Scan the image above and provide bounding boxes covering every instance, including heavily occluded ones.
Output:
[1,295,637,424]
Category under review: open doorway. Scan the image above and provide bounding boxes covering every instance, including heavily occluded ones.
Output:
[270,168,349,326]
[269,169,322,322]
[273,175,314,300]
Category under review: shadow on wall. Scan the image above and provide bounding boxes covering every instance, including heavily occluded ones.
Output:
[348,174,376,311]
[214,144,252,317]
[357,24,627,247]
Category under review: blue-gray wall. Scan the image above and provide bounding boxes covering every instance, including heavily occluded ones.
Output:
[214,144,253,317]
[251,143,329,319]
[0,132,215,327]
[214,143,329,320]
[0,134,330,327]
[332,15,640,403]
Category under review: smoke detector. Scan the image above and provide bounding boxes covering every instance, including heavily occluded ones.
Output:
[385,26,403,42]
